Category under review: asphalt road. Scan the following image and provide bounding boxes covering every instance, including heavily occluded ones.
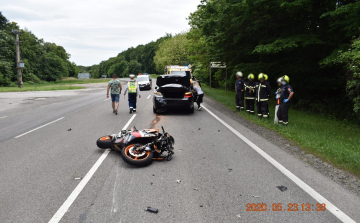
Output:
[0,80,359,223]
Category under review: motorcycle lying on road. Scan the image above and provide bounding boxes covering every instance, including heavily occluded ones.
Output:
[96,126,175,167]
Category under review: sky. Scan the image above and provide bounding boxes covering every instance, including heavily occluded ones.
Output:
[1,0,201,66]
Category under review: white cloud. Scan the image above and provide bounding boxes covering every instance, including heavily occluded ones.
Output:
[1,0,200,66]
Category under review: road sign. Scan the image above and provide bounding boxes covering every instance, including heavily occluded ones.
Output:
[209,62,228,91]
[210,62,226,68]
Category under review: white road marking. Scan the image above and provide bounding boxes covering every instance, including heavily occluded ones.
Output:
[120,114,136,134]
[104,98,110,101]
[0,116,7,119]
[14,117,65,139]
[202,105,355,223]
[147,95,151,99]
[48,115,137,223]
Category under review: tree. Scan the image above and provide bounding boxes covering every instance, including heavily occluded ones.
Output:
[108,61,128,77]
[128,60,142,74]
[153,33,191,73]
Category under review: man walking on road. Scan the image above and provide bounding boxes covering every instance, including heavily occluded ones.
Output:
[235,71,245,111]
[123,74,141,114]
[255,73,271,118]
[277,75,294,125]
[107,74,122,115]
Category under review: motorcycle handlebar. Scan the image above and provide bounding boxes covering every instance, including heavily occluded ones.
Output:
[161,126,165,133]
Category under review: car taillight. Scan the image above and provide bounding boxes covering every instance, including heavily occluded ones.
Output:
[184,92,192,98]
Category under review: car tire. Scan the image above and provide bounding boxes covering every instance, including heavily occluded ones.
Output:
[153,107,157,113]
[189,106,194,114]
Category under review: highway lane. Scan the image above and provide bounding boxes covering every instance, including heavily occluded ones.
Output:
[0,81,359,223]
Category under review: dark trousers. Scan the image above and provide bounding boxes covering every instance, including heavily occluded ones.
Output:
[277,102,290,122]
[128,93,137,109]
[257,101,269,117]
[235,91,244,108]
[245,99,255,113]
[196,94,203,107]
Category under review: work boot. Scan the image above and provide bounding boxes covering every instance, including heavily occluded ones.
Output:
[240,107,244,110]
[133,108,136,112]
[236,106,240,111]
[130,107,133,114]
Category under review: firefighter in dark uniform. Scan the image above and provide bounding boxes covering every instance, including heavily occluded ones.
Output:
[277,75,294,125]
[244,73,256,114]
[255,73,271,118]
[235,71,245,111]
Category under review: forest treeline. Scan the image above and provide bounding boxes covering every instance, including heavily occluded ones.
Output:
[184,0,360,120]
[0,12,78,86]
[82,0,360,120]
[78,34,172,78]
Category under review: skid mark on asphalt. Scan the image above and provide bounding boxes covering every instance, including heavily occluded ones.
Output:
[149,114,160,129]
[111,164,123,213]
[202,105,356,223]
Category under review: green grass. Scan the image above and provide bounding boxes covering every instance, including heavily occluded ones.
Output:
[54,78,110,85]
[202,84,360,178]
[0,84,85,92]
[0,78,111,92]
[150,74,161,79]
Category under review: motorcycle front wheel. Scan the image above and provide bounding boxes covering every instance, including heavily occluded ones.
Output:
[121,144,153,167]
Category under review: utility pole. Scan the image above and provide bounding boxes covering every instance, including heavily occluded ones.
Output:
[11,29,23,89]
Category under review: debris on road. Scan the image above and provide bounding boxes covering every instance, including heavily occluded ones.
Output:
[276,185,288,192]
[150,182,153,185]
[200,205,203,207]
[74,177,81,180]
[193,188,199,191]
[218,130,220,132]
[236,214,241,218]
[67,128,72,131]
[198,128,201,130]
[145,207,158,213]
[228,168,233,172]
[152,174,155,176]
[176,180,181,184]
[203,157,206,159]
[252,195,260,198]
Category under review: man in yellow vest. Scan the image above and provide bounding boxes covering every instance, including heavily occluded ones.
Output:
[123,74,141,114]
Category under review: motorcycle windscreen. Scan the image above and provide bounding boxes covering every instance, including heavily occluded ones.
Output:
[156,72,191,87]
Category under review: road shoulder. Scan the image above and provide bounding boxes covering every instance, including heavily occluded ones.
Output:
[203,95,360,197]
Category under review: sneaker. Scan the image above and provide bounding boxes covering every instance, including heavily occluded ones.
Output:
[115,109,118,115]
[113,110,115,113]
[198,107,202,111]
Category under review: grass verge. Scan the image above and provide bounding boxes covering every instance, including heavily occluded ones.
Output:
[202,84,360,178]
[0,78,111,92]
[0,85,85,92]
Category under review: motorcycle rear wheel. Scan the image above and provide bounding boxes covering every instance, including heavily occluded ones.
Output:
[121,144,153,167]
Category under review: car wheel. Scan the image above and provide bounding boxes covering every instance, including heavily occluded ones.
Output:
[189,106,194,114]
[153,107,157,113]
